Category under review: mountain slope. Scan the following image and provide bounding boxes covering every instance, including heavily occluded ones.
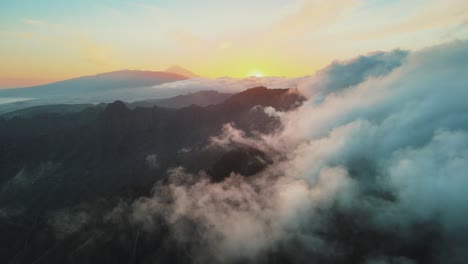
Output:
[0,70,190,114]
[224,86,305,111]
[0,90,232,119]
[165,65,199,78]
[128,90,231,109]
[0,70,188,98]
[0,87,306,264]
[0,87,304,200]
[0,104,96,119]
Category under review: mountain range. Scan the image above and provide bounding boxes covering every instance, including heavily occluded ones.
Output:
[0,66,200,114]
[0,90,233,119]
[0,86,305,263]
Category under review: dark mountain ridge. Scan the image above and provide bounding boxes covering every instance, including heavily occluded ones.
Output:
[0,87,306,264]
[0,90,232,119]
[0,86,305,207]
[0,85,441,264]
[127,90,232,109]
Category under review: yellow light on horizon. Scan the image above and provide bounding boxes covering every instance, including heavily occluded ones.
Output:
[249,71,265,78]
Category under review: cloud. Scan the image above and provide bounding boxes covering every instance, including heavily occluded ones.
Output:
[297,49,408,97]
[442,20,468,41]
[145,154,159,169]
[262,106,283,118]
[208,123,266,150]
[386,129,468,231]
[114,40,468,263]
[48,208,90,239]
[151,75,309,94]
[127,157,353,262]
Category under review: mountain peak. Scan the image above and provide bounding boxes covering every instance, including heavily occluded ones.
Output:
[165,65,199,78]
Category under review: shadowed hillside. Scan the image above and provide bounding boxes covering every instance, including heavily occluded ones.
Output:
[0,87,305,264]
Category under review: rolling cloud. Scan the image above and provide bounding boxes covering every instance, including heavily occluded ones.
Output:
[114,40,468,263]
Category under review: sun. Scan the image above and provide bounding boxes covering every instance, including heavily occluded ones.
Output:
[249,71,264,78]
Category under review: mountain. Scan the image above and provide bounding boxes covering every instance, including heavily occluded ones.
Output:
[0,86,304,195]
[0,70,187,98]
[128,90,231,109]
[0,103,97,119]
[224,86,304,111]
[165,65,199,78]
[0,70,190,114]
[0,71,302,115]
[0,87,304,262]
[1,86,301,119]
[0,87,305,264]
[0,90,232,119]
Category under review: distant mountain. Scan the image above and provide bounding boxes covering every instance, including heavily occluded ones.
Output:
[0,71,304,115]
[0,103,97,119]
[0,70,190,114]
[0,90,232,119]
[165,65,199,78]
[0,70,187,98]
[128,90,231,109]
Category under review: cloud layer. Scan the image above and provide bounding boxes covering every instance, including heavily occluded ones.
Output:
[119,40,468,263]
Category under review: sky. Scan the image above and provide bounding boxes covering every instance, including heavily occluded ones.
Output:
[0,0,467,88]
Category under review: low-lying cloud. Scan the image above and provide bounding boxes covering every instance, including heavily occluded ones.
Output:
[150,75,309,94]
[119,40,468,263]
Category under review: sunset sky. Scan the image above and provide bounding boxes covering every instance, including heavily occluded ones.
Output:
[1,0,467,88]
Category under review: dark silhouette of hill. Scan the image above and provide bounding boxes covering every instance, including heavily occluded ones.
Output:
[0,87,305,264]
[0,70,189,114]
[0,87,304,197]
[127,90,232,109]
[0,86,439,264]
[0,103,97,119]
[209,146,272,182]
[0,90,232,119]
[224,86,302,111]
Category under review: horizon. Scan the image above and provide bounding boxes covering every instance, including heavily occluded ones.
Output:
[1,0,467,88]
[0,65,307,90]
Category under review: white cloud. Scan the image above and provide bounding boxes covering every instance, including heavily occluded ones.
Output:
[116,40,468,263]
[151,76,309,94]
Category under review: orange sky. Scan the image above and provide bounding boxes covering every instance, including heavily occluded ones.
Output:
[1,0,467,88]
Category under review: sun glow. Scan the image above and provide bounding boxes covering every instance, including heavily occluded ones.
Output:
[249,71,264,78]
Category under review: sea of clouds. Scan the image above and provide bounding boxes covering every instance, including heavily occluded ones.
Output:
[84,40,468,263]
